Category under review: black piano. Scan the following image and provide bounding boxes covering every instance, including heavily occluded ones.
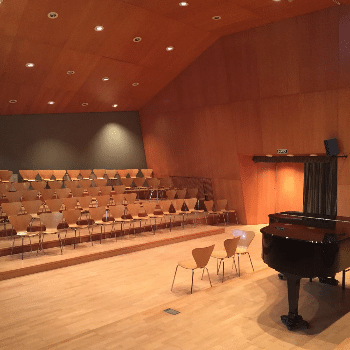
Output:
[261,211,350,330]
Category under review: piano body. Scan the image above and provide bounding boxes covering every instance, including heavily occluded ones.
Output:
[261,211,350,330]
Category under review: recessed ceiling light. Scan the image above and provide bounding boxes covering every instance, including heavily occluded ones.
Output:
[9,100,17,104]
[25,63,34,68]
[133,37,142,42]
[47,12,58,19]
[94,26,104,32]
[102,77,109,81]
[272,0,281,2]
[67,70,75,75]
[212,16,221,20]
[82,103,88,106]
[132,82,139,86]
[166,46,174,51]
[112,104,118,108]
[179,2,189,6]
[47,101,55,105]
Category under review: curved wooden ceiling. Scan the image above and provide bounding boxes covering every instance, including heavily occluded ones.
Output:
[0,0,343,115]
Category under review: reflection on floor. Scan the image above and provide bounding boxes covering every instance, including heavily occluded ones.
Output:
[0,224,349,350]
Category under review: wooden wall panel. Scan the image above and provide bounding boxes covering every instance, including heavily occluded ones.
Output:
[297,7,339,93]
[222,30,260,102]
[338,185,350,217]
[339,5,350,89]
[255,18,300,99]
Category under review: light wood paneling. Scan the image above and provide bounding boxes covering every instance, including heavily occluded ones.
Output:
[338,185,350,217]
[339,5,350,89]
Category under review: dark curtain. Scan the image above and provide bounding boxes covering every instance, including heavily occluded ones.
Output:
[303,157,337,218]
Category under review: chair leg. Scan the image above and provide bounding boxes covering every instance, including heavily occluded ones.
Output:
[58,232,63,254]
[22,237,24,260]
[171,265,179,291]
[222,259,225,282]
[205,267,212,287]
[237,254,240,277]
[191,269,194,294]
[247,252,254,271]
[232,256,238,275]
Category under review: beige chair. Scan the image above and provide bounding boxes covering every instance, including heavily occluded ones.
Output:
[94,178,108,187]
[89,206,114,244]
[70,187,85,198]
[171,244,215,294]
[232,229,255,276]
[64,180,79,190]
[77,196,93,214]
[133,177,147,199]
[12,182,31,191]
[109,204,132,239]
[21,200,44,220]
[100,186,112,196]
[38,170,54,182]
[78,179,92,190]
[105,169,117,180]
[56,188,71,199]
[146,178,160,200]
[211,237,240,282]
[39,212,65,254]
[204,200,216,224]
[142,201,163,234]
[112,194,125,206]
[8,214,39,259]
[20,170,37,182]
[4,191,25,202]
[22,190,39,202]
[0,170,13,183]
[66,170,80,181]
[87,187,100,198]
[53,170,66,181]
[113,185,125,195]
[127,169,139,178]
[45,198,64,213]
[31,181,47,192]
[96,195,111,209]
[141,169,153,178]
[1,202,23,219]
[215,199,238,224]
[158,200,172,230]
[124,192,137,205]
[127,203,145,234]
[176,189,186,199]
[48,180,63,190]
[80,170,92,180]
[166,189,176,200]
[62,209,88,248]
[120,177,134,189]
[62,197,78,211]
[93,169,106,179]
[40,189,56,201]
[184,198,203,227]
[172,199,186,229]
[117,169,129,178]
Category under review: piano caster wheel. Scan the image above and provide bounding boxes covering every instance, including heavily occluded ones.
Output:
[281,314,309,331]
[278,273,285,280]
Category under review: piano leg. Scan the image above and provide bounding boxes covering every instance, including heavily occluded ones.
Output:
[280,274,309,331]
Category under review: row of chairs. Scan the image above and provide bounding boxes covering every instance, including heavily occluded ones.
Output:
[18,169,154,182]
[171,229,255,293]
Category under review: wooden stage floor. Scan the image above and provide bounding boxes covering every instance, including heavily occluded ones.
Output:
[0,224,349,349]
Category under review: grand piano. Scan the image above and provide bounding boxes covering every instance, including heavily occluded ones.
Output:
[261,211,350,330]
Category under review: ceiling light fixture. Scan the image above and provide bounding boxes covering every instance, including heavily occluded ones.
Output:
[47,101,55,105]
[310,154,318,156]
[67,70,75,75]
[179,2,189,6]
[94,25,104,31]
[25,63,34,67]
[102,77,109,81]
[133,37,142,42]
[166,46,174,51]
[112,104,118,108]
[132,82,139,86]
[9,100,17,104]
[212,16,221,20]
[266,154,273,157]
[47,12,58,19]
[82,103,88,106]
[287,154,294,157]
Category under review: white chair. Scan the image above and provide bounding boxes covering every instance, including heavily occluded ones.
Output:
[232,229,255,276]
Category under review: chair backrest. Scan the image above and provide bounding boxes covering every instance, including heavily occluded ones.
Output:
[141,169,153,178]
[1,202,22,216]
[142,201,157,215]
[0,170,13,182]
[186,188,198,198]
[39,212,63,230]
[40,189,56,201]
[48,181,63,190]
[120,178,133,187]
[127,169,139,178]
[5,191,25,202]
[166,190,176,200]
[204,200,214,212]
[38,170,54,181]
[13,182,30,191]
[232,229,255,248]
[53,170,66,181]
[105,169,117,179]
[113,185,125,194]
[224,237,240,258]
[77,196,93,211]
[66,170,80,181]
[20,170,38,182]
[31,181,47,192]
[45,198,64,212]
[192,245,215,268]
[8,214,32,233]
[100,186,112,196]
[184,198,197,210]
[176,189,186,199]
[22,200,43,215]
[124,193,137,204]
[22,190,39,201]
[89,206,107,221]
[56,188,71,199]
[94,178,108,187]
[133,177,146,188]
[158,200,171,213]
[215,199,228,211]
[172,199,184,211]
[127,203,141,217]
[109,204,126,219]
[117,169,129,178]
[146,178,160,189]
[62,197,78,210]
[93,169,106,179]
[80,170,92,179]
[78,179,92,189]
[64,180,79,190]
[96,195,110,208]
[112,194,125,205]
[70,188,85,198]
[87,187,100,197]
[63,209,81,225]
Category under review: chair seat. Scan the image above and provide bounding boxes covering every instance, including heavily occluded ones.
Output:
[211,250,228,259]
[178,259,197,270]
[17,232,39,237]
[236,247,248,254]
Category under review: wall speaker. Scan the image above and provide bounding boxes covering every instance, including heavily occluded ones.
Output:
[324,138,339,156]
